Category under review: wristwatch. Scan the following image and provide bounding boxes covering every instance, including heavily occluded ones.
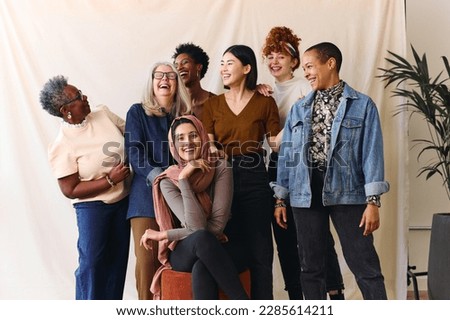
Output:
[366,195,381,207]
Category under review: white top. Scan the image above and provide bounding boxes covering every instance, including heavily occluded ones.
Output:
[273,76,311,127]
[48,105,130,204]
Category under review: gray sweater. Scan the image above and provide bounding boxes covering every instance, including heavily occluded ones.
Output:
[160,159,232,241]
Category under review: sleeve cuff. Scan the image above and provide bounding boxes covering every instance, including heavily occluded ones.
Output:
[269,181,289,200]
[146,167,164,186]
[364,181,390,196]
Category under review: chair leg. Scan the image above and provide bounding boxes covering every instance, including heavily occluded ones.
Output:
[407,264,428,300]
[407,269,420,300]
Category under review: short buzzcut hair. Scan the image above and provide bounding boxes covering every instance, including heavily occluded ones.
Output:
[305,42,342,72]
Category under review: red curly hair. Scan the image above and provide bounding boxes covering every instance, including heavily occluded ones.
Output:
[262,26,302,71]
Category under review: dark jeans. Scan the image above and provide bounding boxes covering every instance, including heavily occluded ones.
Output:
[269,153,344,299]
[73,197,130,300]
[169,230,248,300]
[225,153,274,299]
[292,168,387,300]
[268,152,302,299]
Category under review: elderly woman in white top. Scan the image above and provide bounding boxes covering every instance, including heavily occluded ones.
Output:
[40,75,131,300]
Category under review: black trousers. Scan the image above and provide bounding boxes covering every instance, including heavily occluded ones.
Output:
[225,153,274,300]
[269,153,345,299]
[170,230,248,300]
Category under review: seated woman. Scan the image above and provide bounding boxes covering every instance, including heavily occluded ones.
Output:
[140,115,249,300]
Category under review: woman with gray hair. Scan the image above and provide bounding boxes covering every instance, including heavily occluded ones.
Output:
[39,75,132,299]
[124,62,191,299]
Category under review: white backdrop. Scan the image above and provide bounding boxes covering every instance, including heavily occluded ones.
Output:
[0,0,407,299]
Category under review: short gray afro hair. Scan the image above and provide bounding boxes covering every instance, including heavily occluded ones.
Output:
[39,75,68,117]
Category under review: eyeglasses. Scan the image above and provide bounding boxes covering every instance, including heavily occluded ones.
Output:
[59,90,83,109]
[153,71,177,80]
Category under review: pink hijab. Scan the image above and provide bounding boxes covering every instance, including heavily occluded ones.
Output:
[150,115,216,299]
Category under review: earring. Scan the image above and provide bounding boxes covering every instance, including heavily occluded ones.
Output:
[67,112,72,120]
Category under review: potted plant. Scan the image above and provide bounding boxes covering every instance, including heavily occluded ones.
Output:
[378,45,450,299]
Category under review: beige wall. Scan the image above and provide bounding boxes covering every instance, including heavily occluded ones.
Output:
[0,0,408,299]
[406,0,450,290]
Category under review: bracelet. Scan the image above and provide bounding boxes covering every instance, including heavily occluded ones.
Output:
[105,175,116,187]
[366,195,381,207]
[274,202,286,208]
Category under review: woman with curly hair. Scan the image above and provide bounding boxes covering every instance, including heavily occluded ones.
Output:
[39,75,131,299]
[172,43,216,119]
[260,26,345,300]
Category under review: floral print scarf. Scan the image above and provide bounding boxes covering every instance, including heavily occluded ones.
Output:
[310,80,344,167]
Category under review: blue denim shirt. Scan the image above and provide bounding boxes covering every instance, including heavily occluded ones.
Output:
[275,82,389,208]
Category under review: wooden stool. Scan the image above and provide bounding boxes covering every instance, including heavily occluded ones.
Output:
[161,269,251,300]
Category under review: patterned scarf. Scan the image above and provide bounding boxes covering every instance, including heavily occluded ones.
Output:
[310,80,344,166]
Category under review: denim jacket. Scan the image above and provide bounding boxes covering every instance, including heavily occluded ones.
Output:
[274,82,390,208]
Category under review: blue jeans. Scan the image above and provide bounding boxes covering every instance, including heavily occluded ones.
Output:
[292,169,387,300]
[225,154,274,300]
[73,197,130,300]
[170,230,248,300]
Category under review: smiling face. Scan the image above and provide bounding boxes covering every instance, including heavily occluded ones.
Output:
[266,51,297,82]
[302,49,339,91]
[174,53,201,88]
[153,65,177,102]
[220,52,250,88]
[173,122,202,162]
[61,85,91,123]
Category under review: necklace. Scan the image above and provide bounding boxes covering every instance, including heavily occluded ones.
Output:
[61,119,87,128]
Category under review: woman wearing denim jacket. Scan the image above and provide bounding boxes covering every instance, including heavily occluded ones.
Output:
[273,42,389,300]
[260,26,345,300]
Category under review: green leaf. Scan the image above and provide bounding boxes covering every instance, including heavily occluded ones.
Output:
[380,45,450,200]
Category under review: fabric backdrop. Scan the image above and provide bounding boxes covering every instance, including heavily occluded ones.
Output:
[0,0,407,299]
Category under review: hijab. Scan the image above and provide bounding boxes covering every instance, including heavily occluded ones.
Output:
[150,115,216,298]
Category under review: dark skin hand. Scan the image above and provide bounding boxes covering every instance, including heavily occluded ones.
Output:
[58,161,130,199]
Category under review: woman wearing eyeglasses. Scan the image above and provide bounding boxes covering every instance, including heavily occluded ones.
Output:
[125,62,191,299]
[40,75,132,299]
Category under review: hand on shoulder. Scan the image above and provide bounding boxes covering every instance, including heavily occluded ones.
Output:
[256,83,273,97]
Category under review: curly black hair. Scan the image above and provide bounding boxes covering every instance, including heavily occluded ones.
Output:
[172,43,210,79]
[39,75,68,117]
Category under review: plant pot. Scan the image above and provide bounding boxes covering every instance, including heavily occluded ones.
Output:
[427,213,450,300]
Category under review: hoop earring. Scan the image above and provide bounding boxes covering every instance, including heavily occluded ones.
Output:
[67,112,72,120]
